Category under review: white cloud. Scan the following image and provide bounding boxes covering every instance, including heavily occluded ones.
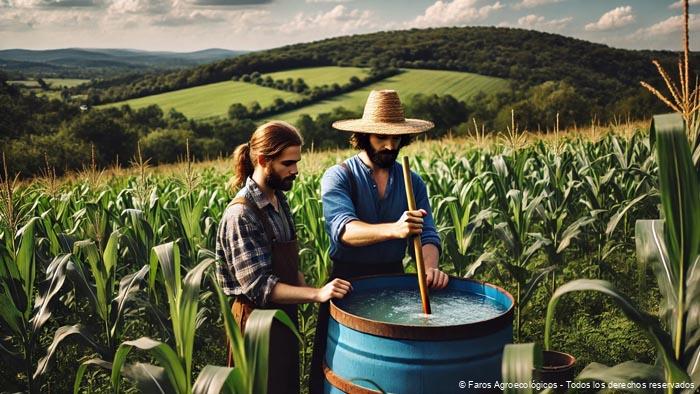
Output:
[512,0,561,10]
[408,0,503,28]
[670,0,700,9]
[305,0,351,3]
[517,14,571,31]
[107,0,169,14]
[632,13,700,38]
[584,5,634,32]
[281,5,375,34]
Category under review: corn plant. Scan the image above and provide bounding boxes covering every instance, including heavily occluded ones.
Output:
[544,114,699,392]
[532,145,593,292]
[33,229,150,392]
[290,176,331,286]
[111,242,299,394]
[432,174,494,277]
[484,155,552,341]
[0,217,71,392]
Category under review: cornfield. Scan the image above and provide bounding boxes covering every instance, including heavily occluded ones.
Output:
[0,126,664,392]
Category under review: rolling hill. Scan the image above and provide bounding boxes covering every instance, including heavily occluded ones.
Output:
[267,68,510,123]
[104,67,508,121]
[83,26,700,113]
[0,48,246,78]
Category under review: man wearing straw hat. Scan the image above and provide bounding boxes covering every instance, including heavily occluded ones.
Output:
[309,90,449,393]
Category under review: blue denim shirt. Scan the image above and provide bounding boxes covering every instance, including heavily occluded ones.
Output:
[321,154,441,264]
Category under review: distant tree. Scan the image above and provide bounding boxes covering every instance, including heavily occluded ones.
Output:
[228,103,250,120]
[139,129,194,164]
[36,78,49,90]
[60,109,138,166]
[167,108,188,127]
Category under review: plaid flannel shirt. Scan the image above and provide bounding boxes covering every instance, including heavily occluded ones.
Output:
[215,177,295,306]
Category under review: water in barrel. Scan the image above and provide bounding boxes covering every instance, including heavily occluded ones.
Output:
[339,288,508,326]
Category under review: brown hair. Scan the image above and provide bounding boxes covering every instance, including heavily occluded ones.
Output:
[350,132,413,151]
[232,120,303,189]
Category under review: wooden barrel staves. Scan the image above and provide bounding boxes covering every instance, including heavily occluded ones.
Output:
[323,274,514,394]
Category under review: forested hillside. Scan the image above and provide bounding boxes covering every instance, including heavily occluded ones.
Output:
[83,26,698,118]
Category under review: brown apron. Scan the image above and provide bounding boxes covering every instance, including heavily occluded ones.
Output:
[226,196,300,394]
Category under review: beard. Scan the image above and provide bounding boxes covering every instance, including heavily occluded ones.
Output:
[367,145,399,168]
[265,169,296,191]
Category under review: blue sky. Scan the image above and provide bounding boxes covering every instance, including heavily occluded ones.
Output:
[0,0,698,51]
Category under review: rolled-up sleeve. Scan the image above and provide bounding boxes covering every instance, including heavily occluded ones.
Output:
[413,172,441,256]
[321,165,359,245]
[223,205,279,306]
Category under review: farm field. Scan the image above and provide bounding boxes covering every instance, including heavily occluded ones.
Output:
[101,80,302,119]
[268,69,510,123]
[1,122,674,392]
[8,78,89,88]
[263,66,368,88]
[44,78,89,88]
[102,68,508,122]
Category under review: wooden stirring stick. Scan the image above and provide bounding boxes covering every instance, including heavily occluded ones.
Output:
[401,156,432,314]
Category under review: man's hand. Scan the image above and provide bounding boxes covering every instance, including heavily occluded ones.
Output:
[425,267,449,289]
[393,209,427,239]
[315,278,353,302]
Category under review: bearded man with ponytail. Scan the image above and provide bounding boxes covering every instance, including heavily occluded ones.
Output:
[215,121,352,394]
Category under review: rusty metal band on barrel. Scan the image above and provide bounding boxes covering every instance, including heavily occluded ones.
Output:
[323,362,383,394]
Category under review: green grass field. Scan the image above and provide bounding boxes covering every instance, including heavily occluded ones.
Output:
[263,66,368,88]
[44,78,89,88]
[267,69,510,123]
[102,81,302,120]
[103,68,508,121]
[8,78,89,88]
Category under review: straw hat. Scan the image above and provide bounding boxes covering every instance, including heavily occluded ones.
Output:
[332,90,434,135]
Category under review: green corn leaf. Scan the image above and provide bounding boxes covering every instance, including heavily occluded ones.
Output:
[576,361,664,393]
[152,242,182,311]
[73,239,109,320]
[606,192,652,235]
[111,337,187,394]
[192,365,245,394]
[635,220,676,334]
[65,258,100,316]
[557,216,595,254]
[244,309,301,394]
[652,113,700,363]
[73,358,113,394]
[103,230,120,278]
[111,264,149,338]
[501,343,542,394]
[30,254,71,338]
[520,265,556,310]
[0,291,23,337]
[212,276,248,384]
[16,216,39,318]
[179,257,216,382]
[35,324,106,379]
[121,362,176,394]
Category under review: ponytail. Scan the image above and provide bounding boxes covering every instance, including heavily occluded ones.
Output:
[232,143,254,190]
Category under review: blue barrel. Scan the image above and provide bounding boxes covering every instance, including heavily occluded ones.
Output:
[323,274,514,394]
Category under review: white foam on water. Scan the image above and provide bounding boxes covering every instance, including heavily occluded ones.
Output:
[340,288,508,326]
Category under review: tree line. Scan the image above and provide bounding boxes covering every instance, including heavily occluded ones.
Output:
[2,70,505,178]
